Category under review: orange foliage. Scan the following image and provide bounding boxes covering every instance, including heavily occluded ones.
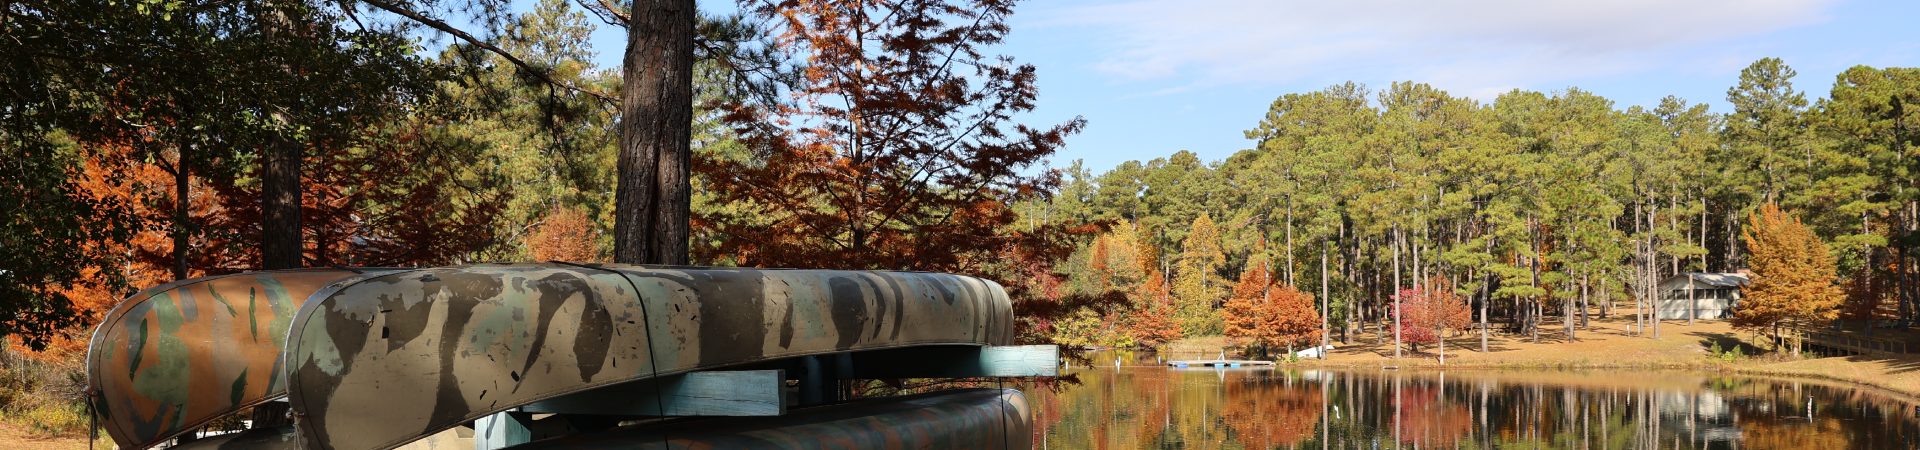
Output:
[17,122,506,358]
[527,207,602,262]
[1736,203,1843,345]
[1260,284,1323,352]
[1221,263,1269,344]
[701,0,1083,273]
[1127,270,1182,347]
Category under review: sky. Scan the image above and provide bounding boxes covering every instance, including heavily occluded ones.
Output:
[564,0,1919,174]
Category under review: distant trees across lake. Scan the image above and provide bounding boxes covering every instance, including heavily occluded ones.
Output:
[1029,59,1920,355]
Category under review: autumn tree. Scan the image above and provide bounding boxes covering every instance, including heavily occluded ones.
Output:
[1260,284,1322,356]
[1736,203,1843,354]
[697,0,1083,274]
[1222,261,1270,352]
[1127,270,1183,348]
[527,207,603,262]
[1,0,431,347]
[1174,213,1227,335]
[1394,279,1471,363]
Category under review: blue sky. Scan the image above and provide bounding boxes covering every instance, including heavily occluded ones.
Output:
[562,0,1918,173]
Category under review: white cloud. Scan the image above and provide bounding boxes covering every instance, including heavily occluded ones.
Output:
[1026,0,1837,97]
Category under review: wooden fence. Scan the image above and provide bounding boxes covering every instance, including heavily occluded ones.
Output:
[1798,327,1912,356]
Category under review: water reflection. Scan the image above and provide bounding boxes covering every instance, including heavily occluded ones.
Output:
[1028,352,1920,449]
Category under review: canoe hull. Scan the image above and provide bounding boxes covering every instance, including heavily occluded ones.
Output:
[86,269,397,450]
[284,264,1013,449]
[509,388,1032,450]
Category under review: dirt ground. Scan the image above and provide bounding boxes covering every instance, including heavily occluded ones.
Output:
[1180,310,1920,400]
[1305,313,1730,369]
[0,424,100,450]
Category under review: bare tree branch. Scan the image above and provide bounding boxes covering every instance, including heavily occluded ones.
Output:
[358,0,620,106]
[574,0,631,26]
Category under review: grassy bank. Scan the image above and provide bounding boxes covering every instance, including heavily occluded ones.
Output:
[1176,314,1920,400]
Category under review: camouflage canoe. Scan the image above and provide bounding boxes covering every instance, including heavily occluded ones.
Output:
[282,263,1013,449]
[89,264,1017,450]
[510,388,1032,449]
[86,269,400,450]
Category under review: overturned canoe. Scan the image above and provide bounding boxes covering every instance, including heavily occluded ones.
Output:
[283,264,1014,449]
[86,269,399,450]
[509,388,1032,449]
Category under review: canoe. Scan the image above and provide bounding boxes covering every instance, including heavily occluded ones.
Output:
[86,269,399,450]
[509,388,1032,449]
[282,264,1014,449]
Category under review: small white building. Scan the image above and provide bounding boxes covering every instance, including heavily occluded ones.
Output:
[1656,272,1749,320]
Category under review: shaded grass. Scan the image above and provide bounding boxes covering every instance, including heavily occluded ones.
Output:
[0,346,91,438]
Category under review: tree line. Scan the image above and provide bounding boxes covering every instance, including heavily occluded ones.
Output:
[1,0,1083,352]
[1028,59,1920,355]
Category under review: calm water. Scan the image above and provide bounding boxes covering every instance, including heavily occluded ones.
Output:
[1026,352,1920,449]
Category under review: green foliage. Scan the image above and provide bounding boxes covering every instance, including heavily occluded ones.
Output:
[1042,58,1920,342]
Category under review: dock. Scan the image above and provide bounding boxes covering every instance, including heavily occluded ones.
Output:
[1166,359,1274,368]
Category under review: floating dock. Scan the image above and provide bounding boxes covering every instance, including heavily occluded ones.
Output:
[1167,359,1274,368]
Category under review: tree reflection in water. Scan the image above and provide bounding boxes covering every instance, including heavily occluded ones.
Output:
[1025,355,1920,449]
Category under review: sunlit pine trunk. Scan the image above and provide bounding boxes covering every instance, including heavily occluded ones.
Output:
[1392,226,1403,362]
[1320,239,1330,359]
[1649,198,1661,339]
[1285,198,1295,286]
[1480,237,1493,354]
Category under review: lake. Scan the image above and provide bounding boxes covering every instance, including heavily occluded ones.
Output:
[1026,351,1920,449]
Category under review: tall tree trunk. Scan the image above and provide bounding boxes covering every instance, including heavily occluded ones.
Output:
[1285,199,1295,286]
[1650,200,1661,339]
[1564,275,1575,340]
[1320,239,1329,359]
[1392,226,1403,361]
[262,136,302,270]
[1480,237,1493,353]
[171,156,190,280]
[614,0,696,265]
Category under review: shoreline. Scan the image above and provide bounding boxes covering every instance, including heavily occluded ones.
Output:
[1152,316,1920,404]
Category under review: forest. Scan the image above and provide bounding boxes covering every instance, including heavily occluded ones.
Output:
[1026,59,1920,354]
[3,0,1919,371]
[2,0,1083,362]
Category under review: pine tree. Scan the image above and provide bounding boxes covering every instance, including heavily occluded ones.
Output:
[1735,203,1843,355]
[1174,213,1227,335]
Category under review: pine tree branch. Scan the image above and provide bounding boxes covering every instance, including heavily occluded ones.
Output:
[358,0,620,107]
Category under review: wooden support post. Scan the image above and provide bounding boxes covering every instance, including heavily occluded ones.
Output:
[474,411,532,450]
[800,356,827,405]
[520,370,787,417]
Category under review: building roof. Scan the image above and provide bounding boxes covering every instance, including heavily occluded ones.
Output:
[1661,272,1750,289]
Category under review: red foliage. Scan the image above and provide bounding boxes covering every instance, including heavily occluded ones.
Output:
[1393,384,1472,447]
[1392,278,1471,352]
[700,0,1084,273]
[706,1,1092,346]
